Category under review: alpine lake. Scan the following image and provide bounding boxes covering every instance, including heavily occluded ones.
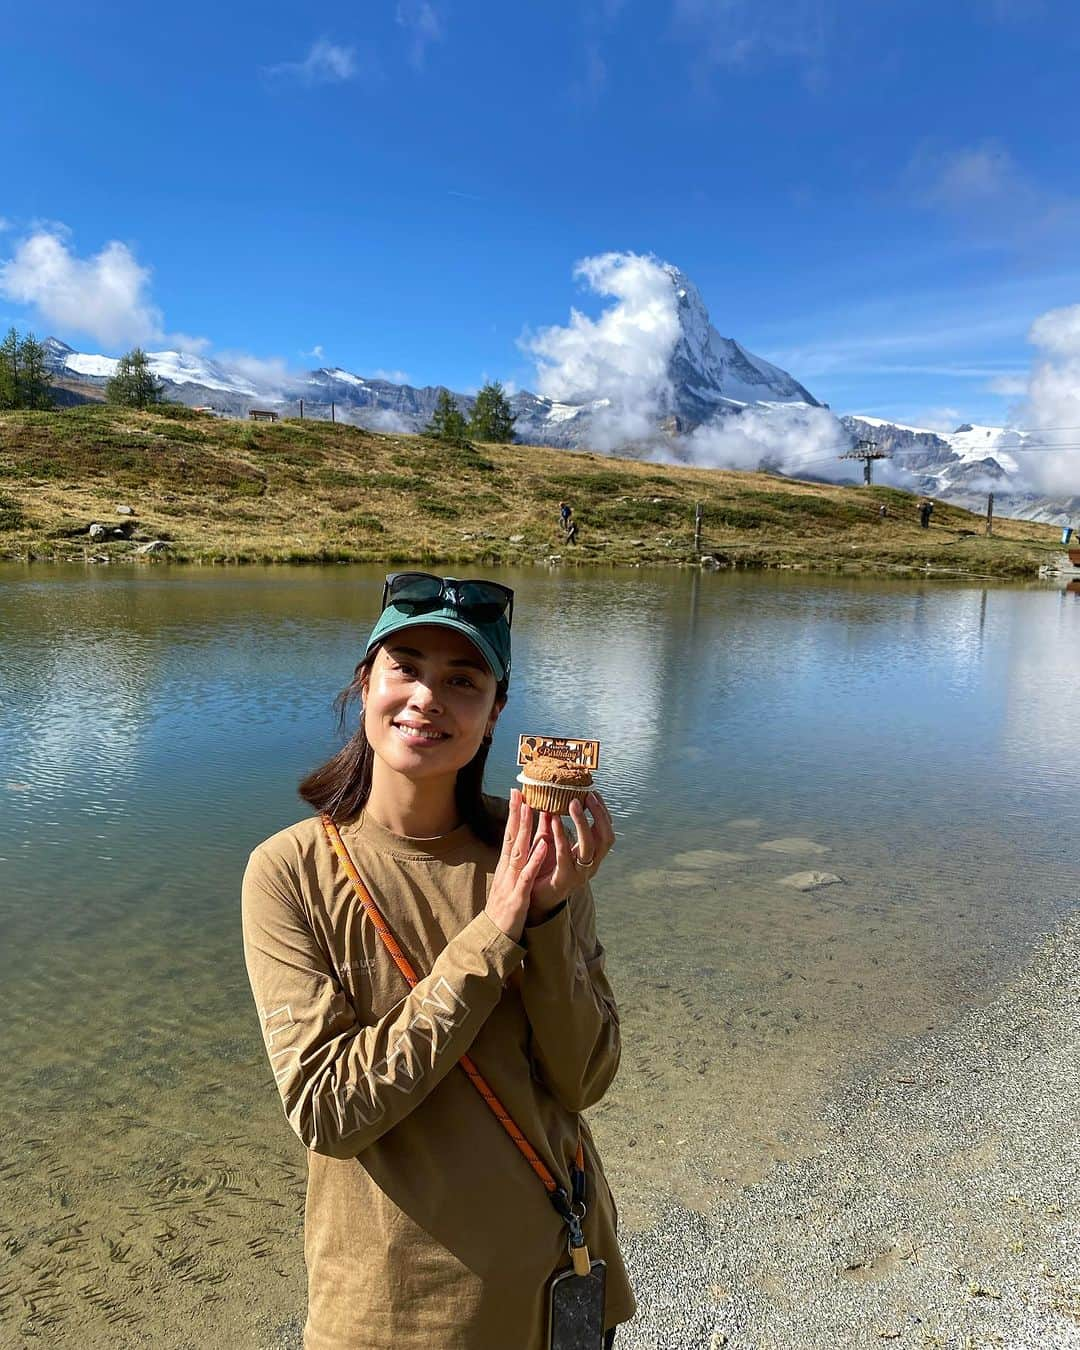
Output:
[1,562,1077,1347]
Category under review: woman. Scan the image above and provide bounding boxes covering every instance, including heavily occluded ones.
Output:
[241,572,636,1350]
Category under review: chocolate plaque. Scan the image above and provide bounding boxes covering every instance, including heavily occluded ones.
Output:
[518,735,600,770]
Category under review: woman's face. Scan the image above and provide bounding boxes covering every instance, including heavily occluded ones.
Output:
[362,625,503,781]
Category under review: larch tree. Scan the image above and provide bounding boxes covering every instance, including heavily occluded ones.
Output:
[0,328,54,409]
[424,388,469,445]
[467,381,516,443]
[106,348,163,408]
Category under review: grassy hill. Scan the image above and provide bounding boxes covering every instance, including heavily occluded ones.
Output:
[0,403,1065,577]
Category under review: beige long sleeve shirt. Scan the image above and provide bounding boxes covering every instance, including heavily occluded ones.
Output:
[240,800,636,1350]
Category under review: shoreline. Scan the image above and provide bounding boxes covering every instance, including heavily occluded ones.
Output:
[615,910,1080,1349]
[0,554,1068,587]
[0,405,1063,579]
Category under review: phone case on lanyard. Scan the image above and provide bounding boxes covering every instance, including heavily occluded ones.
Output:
[548,1258,606,1350]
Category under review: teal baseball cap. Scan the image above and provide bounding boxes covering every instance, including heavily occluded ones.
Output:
[365,573,513,684]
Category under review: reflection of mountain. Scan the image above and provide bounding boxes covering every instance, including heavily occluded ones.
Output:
[510,584,669,815]
[1001,589,1080,768]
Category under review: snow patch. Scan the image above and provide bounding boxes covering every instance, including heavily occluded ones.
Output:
[64,353,118,378]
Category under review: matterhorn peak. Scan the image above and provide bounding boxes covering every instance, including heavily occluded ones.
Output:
[654,263,820,423]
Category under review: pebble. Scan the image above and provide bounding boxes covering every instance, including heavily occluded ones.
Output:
[757,837,831,855]
[672,849,750,868]
[778,871,844,892]
[633,869,711,891]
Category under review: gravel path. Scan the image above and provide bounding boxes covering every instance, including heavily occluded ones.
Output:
[615,911,1080,1349]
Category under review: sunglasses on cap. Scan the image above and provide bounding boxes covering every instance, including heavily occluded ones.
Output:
[380,572,514,628]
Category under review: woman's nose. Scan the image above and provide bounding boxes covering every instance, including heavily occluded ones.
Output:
[409,683,443,713]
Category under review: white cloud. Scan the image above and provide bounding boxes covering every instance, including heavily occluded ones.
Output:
[907,141,1080,256]
[215,350,293,396]
[0,227,164,347]
[678,401,851,481]
[0,222,320,403]
[168,331,212,355]
[0,217,11,233]
[368,367,411,384]
[672,0,829,90]
[1016,303,1080,495]
[304,343,325,360]
[395,2,444,70]
[914,142,1018,210]
[521,249,863,477]
[265,39,358,85]
[522,251,681,450]
[359,407,413,432]
[903,406,966,434]
[987,373,1027,397]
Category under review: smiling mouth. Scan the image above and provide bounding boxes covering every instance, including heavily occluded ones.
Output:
[393,722,450,743]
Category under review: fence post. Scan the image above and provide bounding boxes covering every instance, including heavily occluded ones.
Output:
[694,502,703,553]
[985,492,994,537]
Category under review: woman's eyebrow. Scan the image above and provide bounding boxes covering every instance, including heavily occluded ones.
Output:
[387,645,487,674]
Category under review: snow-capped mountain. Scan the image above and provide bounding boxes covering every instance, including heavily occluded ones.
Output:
[40,266,820,447]
[841,415,1078,526]
[665,267,819,417]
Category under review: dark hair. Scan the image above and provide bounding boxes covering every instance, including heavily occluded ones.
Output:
[298,648,510,847]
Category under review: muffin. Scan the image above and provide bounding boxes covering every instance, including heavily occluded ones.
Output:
[516,757,594,815]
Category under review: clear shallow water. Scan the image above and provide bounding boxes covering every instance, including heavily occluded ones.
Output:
[1,563,1077,1346]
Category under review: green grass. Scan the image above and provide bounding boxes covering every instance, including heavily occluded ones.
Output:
[0,402,1064,577]
[0,491,26,530]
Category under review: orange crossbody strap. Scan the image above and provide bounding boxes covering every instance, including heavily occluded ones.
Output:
[320,814,586,1206]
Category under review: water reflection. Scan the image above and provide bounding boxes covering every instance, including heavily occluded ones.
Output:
[1,563,1078,1346]
[1001,584,1080,766]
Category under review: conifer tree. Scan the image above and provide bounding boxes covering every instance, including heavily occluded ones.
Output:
[0,328,17,410]
[106,347,163,408]
[424,388,469,444]
[0,328,54,409]
[467,380,516,443]
[17,333,53,410]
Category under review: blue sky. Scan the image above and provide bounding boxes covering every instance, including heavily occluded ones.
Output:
[3,0,1079,427]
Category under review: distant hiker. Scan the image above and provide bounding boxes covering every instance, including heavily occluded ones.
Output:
[559,501,573,534]
[918,500,933,529]
[566,518,578,545]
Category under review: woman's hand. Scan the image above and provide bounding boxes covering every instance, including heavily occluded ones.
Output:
[484,789,552,943]
[525,789,615,926]
[485,789,616,941]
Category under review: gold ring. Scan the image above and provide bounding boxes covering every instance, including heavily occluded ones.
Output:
[573,849,596,869]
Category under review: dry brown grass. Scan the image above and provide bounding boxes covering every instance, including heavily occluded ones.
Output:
[0,403,1064,576]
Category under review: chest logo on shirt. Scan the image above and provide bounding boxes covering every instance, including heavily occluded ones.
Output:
[338,957,379,975]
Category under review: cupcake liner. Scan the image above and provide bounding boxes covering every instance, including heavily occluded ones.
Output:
[516,771,590,815]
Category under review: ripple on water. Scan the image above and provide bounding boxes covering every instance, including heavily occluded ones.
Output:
[757,837,832,854]
[2,564,1079,1338]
